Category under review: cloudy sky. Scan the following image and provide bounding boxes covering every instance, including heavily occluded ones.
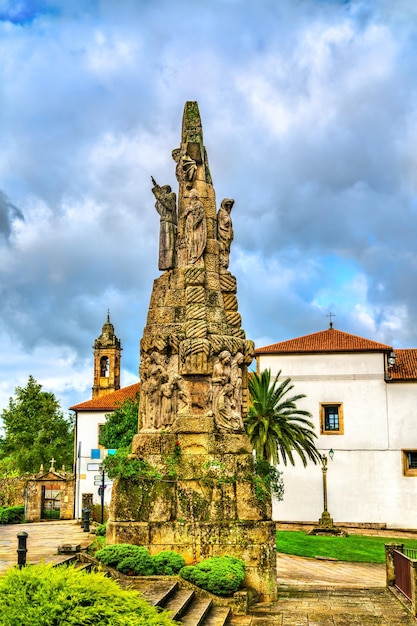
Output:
[1,0,417,413]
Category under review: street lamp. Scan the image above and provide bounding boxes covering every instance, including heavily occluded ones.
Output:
[309,450,346,536]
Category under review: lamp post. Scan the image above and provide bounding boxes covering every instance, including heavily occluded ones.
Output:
[309,449,346,536]
[321,454,329,516]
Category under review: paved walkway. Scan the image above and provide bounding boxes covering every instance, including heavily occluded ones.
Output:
[0,522,415,624]
[230,553,416,625]
[0,520,91,571]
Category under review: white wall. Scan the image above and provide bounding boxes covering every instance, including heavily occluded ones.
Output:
[74,410,114,520]
[259,352,417,529]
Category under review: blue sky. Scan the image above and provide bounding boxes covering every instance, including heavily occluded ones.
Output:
[0,0,417,412]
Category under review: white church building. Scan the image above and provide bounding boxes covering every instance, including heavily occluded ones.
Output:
[255,324,417,530]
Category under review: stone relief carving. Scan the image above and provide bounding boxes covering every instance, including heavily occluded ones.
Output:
[151,177,177,270]
[216,383,244,431]
[172,148,197,189]
[140,351,191,430]
[184,189,206,265]
[217,198,234,270]
[231,351,244,413]
[140,351,167,429]
[210,350,246,431]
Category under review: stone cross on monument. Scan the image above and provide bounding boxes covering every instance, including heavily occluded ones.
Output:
[107,102,277,601]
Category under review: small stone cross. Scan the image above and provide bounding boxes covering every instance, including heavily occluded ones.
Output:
[49,458,56,472]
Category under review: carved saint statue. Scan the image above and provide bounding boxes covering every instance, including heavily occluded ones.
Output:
[217,198,234,270]
[151,177,177,271]
[184,189,206,265]
[216,383,244,432]
[140,351,167,430]
[172,148,197,189]
[212,350,231,424]
[230,351,244,413]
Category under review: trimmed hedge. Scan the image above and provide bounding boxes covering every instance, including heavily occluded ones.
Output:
[0,563,177,626]
[179,556,245,596]
[95,544,185,576]
[152,550,185,575]
[0,506,25,524]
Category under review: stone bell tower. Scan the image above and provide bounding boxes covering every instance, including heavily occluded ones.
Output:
[92,312,122,399]
[107,103,277,601]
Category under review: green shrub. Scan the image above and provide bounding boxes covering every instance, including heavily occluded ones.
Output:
[95,522,107,536]
[116,547,154,576]
[95,543,141,567]
[96,544,155,575]
[0,505,25,524]
[152,550,185,575]
[95,543,186,576]
[179,556,245,596]
[87,535,106,556]
[0,563,177,626]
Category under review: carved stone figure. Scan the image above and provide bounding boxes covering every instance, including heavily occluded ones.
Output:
[141,351,167,429]
[170,374,190,413]
[212,350,231,423]
[172,149,197,188]
[152,178,177,270]
[215,383,244,431]
[159,374,173,429]
[231,351,244,413]
[184,189,206,265]
[217,198,234,270]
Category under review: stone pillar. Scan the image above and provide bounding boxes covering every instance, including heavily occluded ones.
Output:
[385,543,403,587]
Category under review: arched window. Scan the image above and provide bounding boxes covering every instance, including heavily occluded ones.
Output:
[100,356,109,377]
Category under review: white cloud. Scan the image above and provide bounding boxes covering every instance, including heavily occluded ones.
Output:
[0,0,417,413]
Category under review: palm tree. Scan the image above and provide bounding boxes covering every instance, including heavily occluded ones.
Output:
[245,369,321,466]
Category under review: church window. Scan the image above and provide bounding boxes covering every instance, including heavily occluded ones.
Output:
[320,403,344,435]
[100,356,109,377]
[403,450,417,476]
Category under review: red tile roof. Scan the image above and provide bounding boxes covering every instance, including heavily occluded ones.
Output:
[255,328,392,355]
[70,382,140,411]
[390,349,417,381]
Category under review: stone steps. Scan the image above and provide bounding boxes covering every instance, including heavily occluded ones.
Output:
[142,580,231,626]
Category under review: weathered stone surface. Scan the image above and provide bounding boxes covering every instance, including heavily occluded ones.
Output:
[109,101,277,602]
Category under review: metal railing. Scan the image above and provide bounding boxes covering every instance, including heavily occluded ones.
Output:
[393,549,412,601]
[404,547,417,560]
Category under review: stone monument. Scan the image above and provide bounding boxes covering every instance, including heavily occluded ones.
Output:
[107,102,277,601]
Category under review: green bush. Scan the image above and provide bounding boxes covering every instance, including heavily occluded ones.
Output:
[95,543,141,567]
[96,544,155,575]
[179,556,245,596]
[152,550,185,575]
[87,535,106,556]
[116,548,154,576]
[0,505,25,524]
[0,563,177,626]
[95,522,107,536]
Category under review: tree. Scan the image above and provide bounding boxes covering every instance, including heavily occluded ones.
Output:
[0,376,74,474]
[99,393,140,450]
[245,369,321,466]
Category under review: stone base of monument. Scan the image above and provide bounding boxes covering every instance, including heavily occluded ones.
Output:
[107,428,277,601]
[308,511,348,537]
[106,519,277,602]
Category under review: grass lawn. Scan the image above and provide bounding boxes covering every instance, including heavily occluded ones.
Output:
[276,531,417,563]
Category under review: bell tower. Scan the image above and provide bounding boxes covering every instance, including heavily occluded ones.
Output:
[92,312,122,398]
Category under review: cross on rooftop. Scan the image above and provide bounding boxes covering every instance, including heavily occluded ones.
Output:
[326,312,336,328]
[49,458,56,471]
